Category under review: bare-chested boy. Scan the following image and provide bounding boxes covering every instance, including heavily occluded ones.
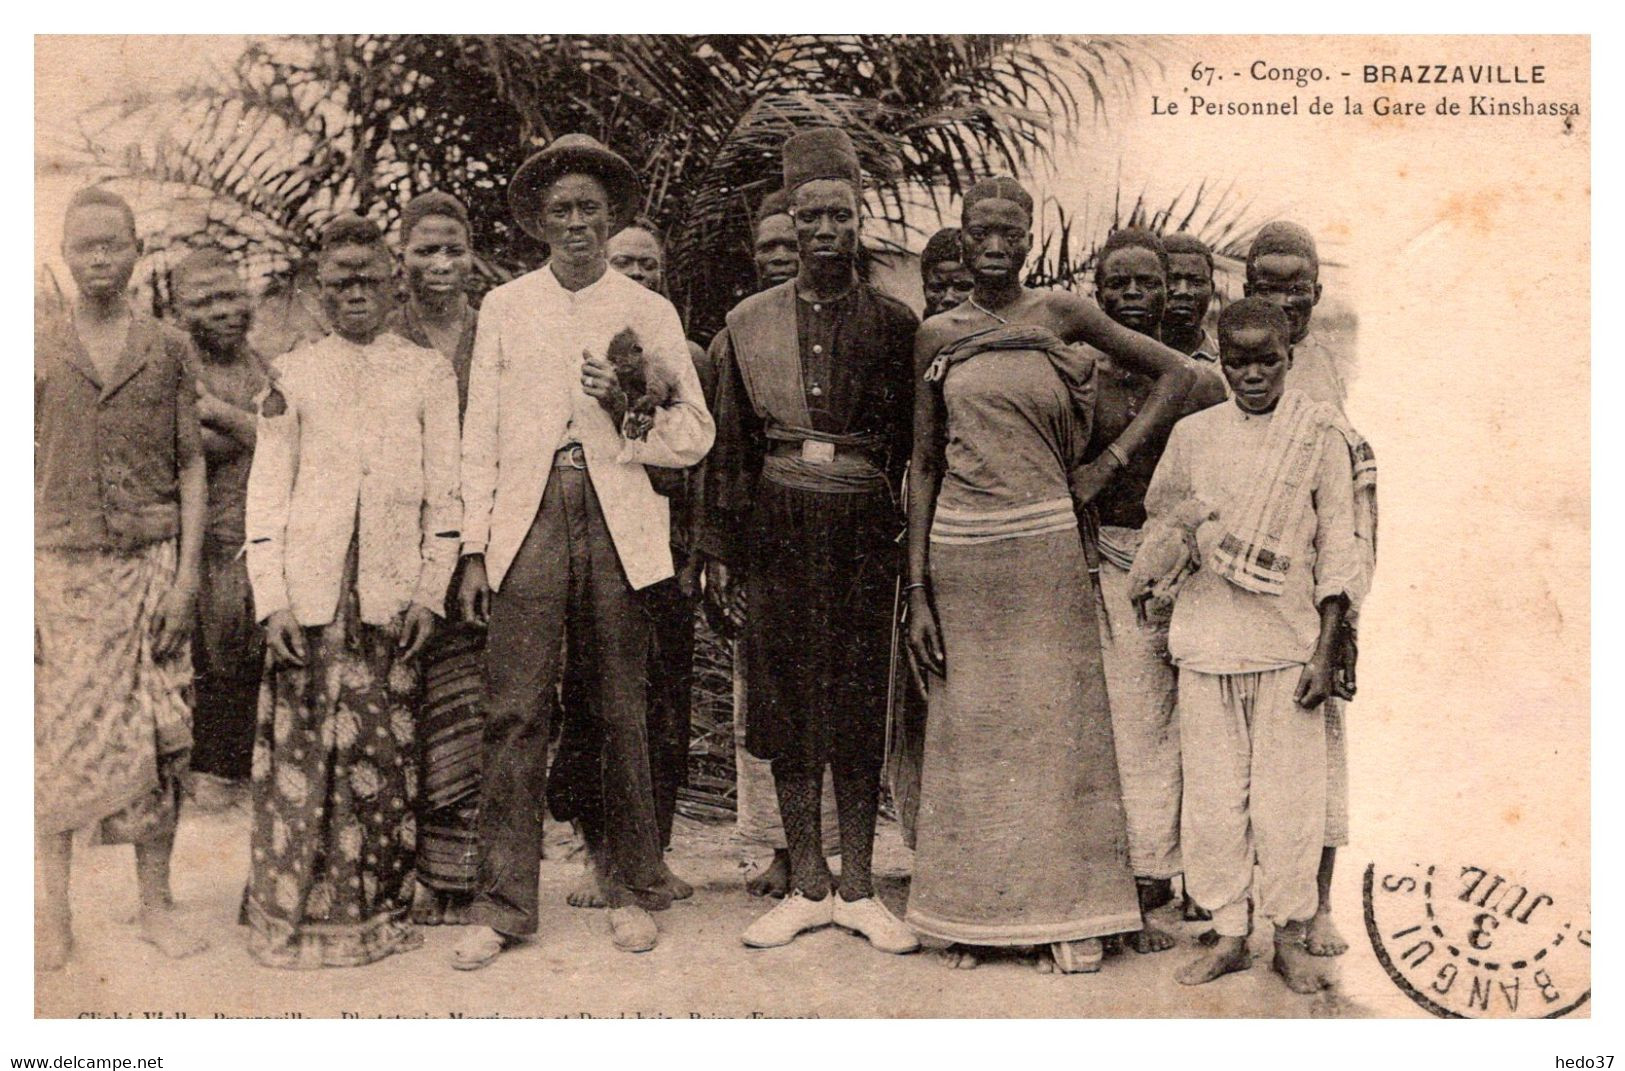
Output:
[1089,228,1226,952]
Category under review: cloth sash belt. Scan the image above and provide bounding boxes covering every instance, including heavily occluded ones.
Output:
[726,283,893,495]
[762,448,887,495]
[762,423,887,493]
[1096,523,1142,572]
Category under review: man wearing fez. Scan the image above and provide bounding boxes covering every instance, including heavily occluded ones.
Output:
[708,189,842,900]
[452,135,714,967]
[172,247,269,811]
[703,128,919,954]
[1161,232,1221,363]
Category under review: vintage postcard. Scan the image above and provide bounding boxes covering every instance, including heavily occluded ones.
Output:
[29,33,1589,1026]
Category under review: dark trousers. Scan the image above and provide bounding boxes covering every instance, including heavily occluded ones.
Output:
[469,464,668,935]
[549,561,694,851]
[191,535,263,779]
[645,566,695,848]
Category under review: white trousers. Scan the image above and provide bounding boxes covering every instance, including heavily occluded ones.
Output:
[1178,667,1326,936]
[732,643,840,854]
[1097,558,1183,879]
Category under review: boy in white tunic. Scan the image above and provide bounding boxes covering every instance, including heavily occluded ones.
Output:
[1135,298,1367,994]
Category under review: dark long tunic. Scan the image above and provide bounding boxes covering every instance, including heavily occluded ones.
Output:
[702,282,916,769]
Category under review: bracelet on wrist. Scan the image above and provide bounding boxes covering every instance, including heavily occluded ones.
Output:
[1105,442,1130,469]
[903,581,928,595]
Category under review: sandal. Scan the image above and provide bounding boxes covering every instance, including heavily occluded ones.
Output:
[1044,938,1104,974]
[450,926,512,971]
[609,906,659,953]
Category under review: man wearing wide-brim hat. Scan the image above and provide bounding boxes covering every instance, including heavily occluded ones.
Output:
[451,133,715,967]
[700,126,920,955]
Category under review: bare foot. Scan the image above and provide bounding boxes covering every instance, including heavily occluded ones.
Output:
[938,945,981,970]
[745,851,791,898]
[138,908,208,959]
[660,861,694,901]
[1273,925,1336,993]
[1128,922,1177,954]
[1183,892,1211,922]
[1196,929,1221,947]
[1305,910,1348,956]
[1175,935,1251,985]
[566,864,607,909]
[411,882,445,925]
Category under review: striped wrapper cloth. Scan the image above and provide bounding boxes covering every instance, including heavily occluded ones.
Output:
[1209,390,1377,599]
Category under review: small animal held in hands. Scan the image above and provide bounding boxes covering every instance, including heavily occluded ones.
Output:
[1128,495,1220,625]
[603,326,673,440]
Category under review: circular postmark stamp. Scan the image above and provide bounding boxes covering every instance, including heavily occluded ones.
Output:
[1364,862,1590,1018]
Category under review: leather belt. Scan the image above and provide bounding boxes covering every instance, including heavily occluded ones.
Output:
[553,443,587,469]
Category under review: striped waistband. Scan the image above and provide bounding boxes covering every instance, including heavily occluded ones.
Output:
[930,496,1077,545]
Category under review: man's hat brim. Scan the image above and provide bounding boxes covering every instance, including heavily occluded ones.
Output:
[508,139,642,241]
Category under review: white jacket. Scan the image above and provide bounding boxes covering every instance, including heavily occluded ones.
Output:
[245,332,462,626]
[460,266,714,592]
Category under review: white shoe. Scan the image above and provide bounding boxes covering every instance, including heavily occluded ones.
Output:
[741,890,833,948]
[833,895,920,954]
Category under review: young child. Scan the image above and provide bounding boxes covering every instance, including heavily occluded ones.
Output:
[1244,220,1357,956]
[1134,298,1374,994]
[35,188,208,970]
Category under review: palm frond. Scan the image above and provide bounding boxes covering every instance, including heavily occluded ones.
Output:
[69,33,1166,335]
[1026,178,1267,298]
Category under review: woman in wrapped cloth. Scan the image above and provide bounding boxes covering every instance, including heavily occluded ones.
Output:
[242,216,461,968]
[903,177,1200,973]
[384,190,486,926]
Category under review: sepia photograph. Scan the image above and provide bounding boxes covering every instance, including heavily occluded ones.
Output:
[28,32,1590,1031]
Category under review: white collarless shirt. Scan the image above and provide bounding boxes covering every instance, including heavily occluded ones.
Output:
[460,265,715,591]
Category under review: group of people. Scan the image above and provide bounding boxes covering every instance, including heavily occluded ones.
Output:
[35,123,1375,997]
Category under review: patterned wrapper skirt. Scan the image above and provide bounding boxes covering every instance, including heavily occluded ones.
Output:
[35,540,192,840]
[244,578,423,969]
[415,621,485,893]
[906,514,1141,946]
